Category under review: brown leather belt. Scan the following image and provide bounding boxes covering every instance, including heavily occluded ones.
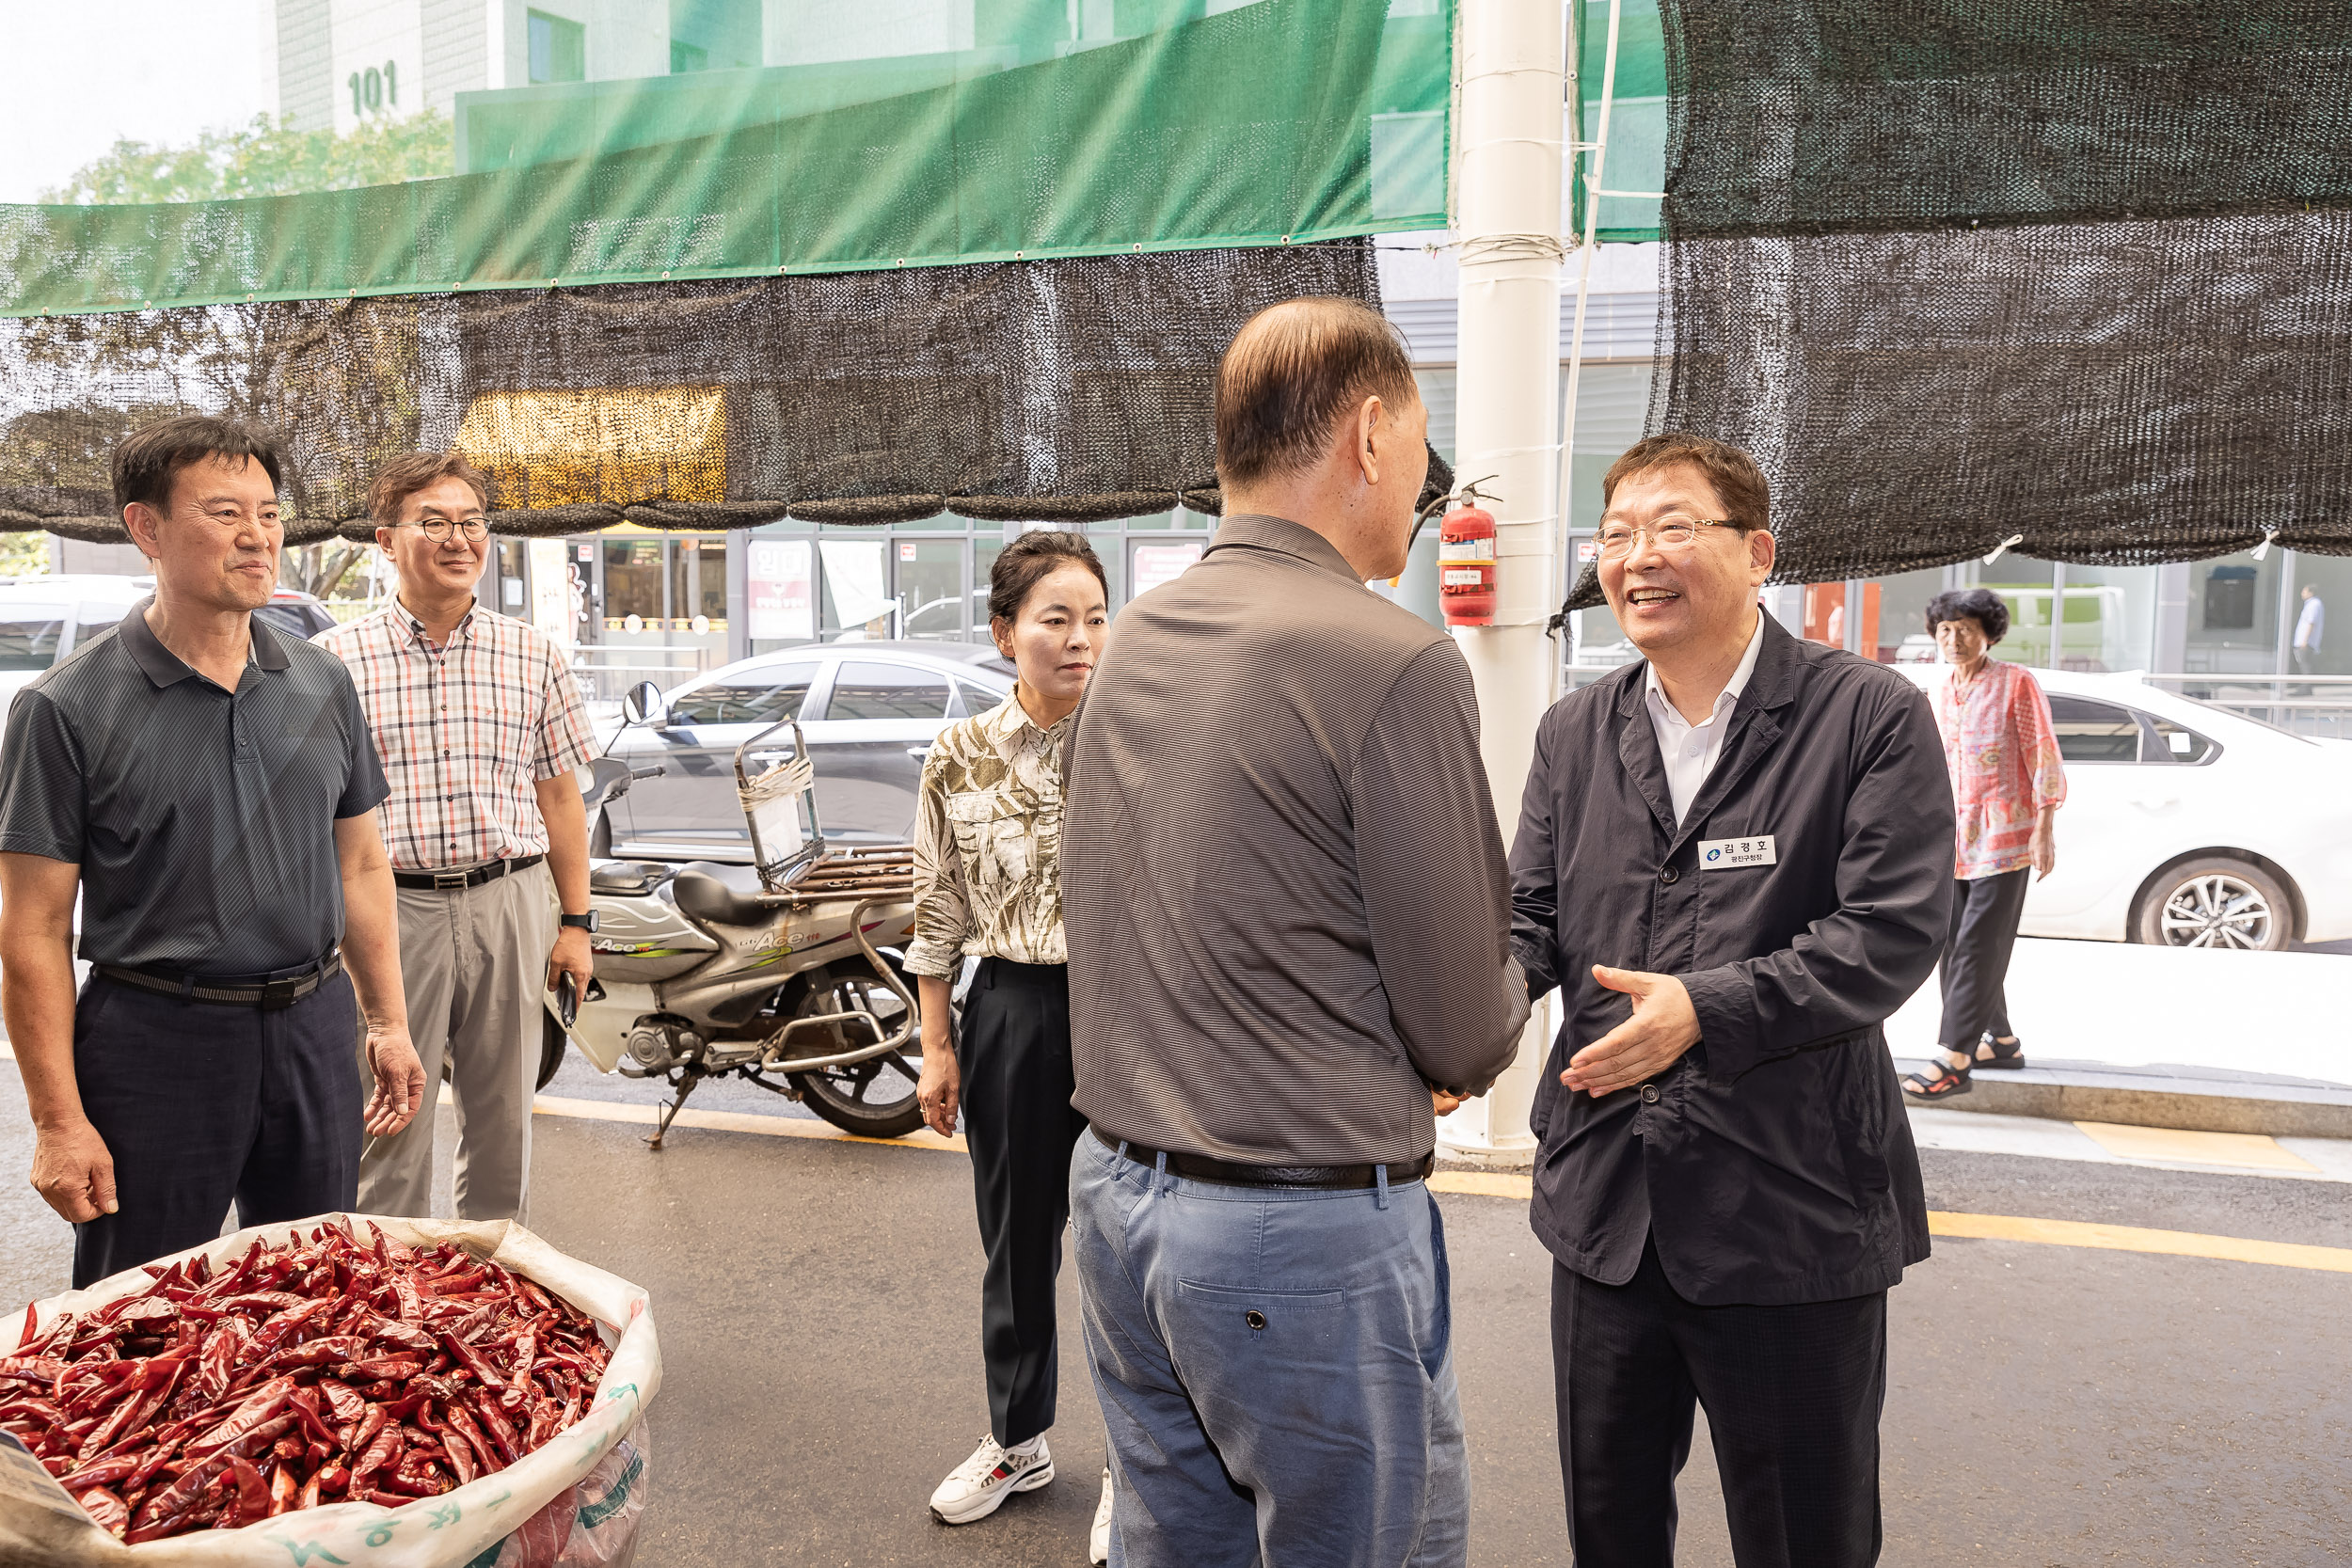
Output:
[1091,1128,1433,1191]
[97,952,343,1010]
[392,853,544,892]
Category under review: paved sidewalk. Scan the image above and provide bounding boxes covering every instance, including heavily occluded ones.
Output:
[1895,1055,2352,1138]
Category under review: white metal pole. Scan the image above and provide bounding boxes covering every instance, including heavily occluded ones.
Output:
[1438,0,1566,1163]
[1557,0,1625,594]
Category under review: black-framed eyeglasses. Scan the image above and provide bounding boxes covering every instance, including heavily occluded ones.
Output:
[400,516,490,544]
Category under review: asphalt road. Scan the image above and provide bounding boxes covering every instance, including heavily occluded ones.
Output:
[3,1056,2348,1566]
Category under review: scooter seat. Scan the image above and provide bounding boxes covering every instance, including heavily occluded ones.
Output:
[670,861,781,927]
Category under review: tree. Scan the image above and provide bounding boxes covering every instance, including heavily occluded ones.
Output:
[43,110,453,205]
[21,113,445,593]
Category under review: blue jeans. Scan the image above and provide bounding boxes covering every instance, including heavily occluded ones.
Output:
[1070,1131,1468,1568]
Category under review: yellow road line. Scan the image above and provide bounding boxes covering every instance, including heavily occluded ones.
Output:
[2073,1120,2318,1172]
[1924,1211,2352,1274]
[1429,1171,1534,1199]
[1423,1172,2352,1275]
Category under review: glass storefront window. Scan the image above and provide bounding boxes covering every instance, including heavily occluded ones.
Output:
[745,534,817,654]
[668,536,727,631]
[2050,561,2155,673]
[603,539,664,631]
[494,540,529,612]
[897,538,971,642]
[1870,569,1947,665]
[818,537,891,639]
[2185,548,2288,676]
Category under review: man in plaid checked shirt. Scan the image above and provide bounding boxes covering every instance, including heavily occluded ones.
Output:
[317,452,596,1224]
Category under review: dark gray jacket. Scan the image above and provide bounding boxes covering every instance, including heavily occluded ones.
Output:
[1510,615,1953,1306]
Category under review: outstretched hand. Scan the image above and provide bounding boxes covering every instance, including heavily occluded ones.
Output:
[1563,966,1700,1097]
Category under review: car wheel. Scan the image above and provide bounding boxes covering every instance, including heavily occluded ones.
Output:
[2132,857,2293,951]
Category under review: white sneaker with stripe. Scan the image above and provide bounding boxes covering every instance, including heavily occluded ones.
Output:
[929,1433,1055,1525]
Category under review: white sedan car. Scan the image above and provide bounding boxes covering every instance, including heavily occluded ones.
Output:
[1899,663,2352,950]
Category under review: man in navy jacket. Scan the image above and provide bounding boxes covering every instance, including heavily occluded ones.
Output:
[1511,434,1953,1567]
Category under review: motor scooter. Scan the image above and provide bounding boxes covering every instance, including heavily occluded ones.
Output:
[539,683,932,1148]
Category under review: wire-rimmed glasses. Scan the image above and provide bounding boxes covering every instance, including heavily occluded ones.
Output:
[1594,516,1736,559]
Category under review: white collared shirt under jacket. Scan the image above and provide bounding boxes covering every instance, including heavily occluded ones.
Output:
[1642,610,1768,825]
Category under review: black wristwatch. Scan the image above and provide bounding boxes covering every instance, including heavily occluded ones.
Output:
[560,911,598,932]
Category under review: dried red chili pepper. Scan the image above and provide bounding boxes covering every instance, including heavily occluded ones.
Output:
[227,1455,272,1527]
[5,1229,614,1543]
[72,1485,129,1538]
[269,1460,299,1516]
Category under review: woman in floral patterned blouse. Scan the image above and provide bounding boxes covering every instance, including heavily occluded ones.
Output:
[1902,587,2065,1101]
[903,531,1115,1550]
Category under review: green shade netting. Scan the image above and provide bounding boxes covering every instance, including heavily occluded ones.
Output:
[1570,0,1668,244]
[0,0,1450,318]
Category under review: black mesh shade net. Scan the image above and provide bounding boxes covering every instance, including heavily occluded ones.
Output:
[1565,0,2352,609]
[1,240,1448,545]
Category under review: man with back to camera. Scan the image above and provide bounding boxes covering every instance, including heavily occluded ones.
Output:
[1061,296,1529,1567]
[1509,434,1954,1566]
[0,416,425,1288]
[317,452,597,1225]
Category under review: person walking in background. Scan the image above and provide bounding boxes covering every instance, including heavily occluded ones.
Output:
[1902,587,2063,1101]
[1510,435,1953,1566]
[906,531,1113,1560]
[0,417,422,1289]
[2293,583,2324,694]
[317,452,597,1222]
[1061,297,1528,1568]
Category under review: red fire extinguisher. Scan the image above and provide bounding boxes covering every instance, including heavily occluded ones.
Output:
[1438,502,1497,626]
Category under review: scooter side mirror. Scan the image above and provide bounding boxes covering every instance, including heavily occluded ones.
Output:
[622,680,665,727]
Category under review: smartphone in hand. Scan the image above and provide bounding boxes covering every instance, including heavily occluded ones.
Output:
[557,972,580,1029]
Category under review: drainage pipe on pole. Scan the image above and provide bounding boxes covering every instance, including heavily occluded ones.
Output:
[1437,0,1565,1163]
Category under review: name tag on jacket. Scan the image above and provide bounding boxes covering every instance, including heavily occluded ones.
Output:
[1699,834,1777,868]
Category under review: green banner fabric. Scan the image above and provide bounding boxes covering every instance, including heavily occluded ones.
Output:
[1569,0,1668,244]
[0,0,1449,318]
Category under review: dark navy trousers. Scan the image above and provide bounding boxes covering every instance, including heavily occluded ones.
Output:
[69,970,363,1289]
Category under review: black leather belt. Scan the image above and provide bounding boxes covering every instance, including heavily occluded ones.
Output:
[97,952,343,1010]
[1092,1128,1433,1191]
[392,853,544,892]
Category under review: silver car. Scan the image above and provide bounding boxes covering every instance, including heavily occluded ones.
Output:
[598,641,1016,861]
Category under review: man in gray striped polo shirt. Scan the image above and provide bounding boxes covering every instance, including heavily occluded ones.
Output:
[1062,297,1529,1567]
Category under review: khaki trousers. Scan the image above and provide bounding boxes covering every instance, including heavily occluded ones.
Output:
[358,861,555,1224]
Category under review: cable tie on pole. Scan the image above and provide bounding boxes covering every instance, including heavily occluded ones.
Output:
[1454,232,1569,266]
[1981,532,2025,566]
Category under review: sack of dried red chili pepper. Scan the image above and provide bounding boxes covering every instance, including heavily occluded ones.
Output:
[0,1213,660,1568]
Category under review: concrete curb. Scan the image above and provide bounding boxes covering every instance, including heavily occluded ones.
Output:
[1897,1059,2352,1140]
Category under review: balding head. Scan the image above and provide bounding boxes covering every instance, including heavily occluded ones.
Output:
[1215,296,1421,490]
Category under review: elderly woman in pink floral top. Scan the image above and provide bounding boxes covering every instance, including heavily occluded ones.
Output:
[1902,588,2065,1101]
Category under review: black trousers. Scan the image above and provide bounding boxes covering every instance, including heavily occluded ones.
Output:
[70,970,363,1289]
[958,957,1088,1448]
[1936,866,2030,1051]
[1552,1241,1887,1568]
